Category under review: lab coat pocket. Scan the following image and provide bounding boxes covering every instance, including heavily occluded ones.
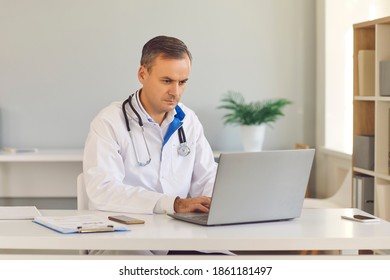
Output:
[170,141,196,185]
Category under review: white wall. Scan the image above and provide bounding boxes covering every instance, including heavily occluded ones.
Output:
[0,0,316,151]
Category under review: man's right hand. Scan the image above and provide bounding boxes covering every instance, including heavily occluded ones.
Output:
[174,196,211,213]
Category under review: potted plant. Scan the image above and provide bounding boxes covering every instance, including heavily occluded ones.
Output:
[218,91,291,151]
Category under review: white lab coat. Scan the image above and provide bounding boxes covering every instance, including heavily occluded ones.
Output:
[83,93,217,214]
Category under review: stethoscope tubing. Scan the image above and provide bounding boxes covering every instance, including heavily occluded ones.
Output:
[122,93,190,166]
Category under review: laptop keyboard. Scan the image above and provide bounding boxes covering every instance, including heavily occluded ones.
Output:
[176,213,209,223]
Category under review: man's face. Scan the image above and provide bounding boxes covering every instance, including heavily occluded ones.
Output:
[138,54,191,123]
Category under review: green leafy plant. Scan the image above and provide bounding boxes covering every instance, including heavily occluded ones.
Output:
[218,91,292,126]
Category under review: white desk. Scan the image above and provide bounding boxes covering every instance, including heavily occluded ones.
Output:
[1,208,390,254]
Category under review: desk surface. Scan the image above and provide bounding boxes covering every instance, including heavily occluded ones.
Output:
[1,208,390,252]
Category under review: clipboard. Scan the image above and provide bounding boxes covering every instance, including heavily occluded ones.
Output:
[33,215,129,234]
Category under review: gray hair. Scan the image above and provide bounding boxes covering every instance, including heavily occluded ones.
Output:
[140,36,192,71]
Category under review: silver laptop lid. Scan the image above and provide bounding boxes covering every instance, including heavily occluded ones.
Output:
[207,149,315,225]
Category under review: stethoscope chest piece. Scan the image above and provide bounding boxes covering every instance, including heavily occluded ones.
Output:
[177,125,190,157]
[178,143,191,157]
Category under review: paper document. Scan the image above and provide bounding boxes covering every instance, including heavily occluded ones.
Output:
[0,206,42,220]
[33,214,130,234]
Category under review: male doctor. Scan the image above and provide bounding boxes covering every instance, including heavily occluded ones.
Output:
[83,36,217,215]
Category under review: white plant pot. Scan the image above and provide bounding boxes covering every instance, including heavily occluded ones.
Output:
[240,124,266,152]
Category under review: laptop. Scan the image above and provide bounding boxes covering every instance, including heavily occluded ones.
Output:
[168,149,315,226]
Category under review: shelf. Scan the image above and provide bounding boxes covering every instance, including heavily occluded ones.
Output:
[353,167,390,181]
[376,173,390,181]
[353,16,390,28]
[353,96,390,101]
[0,149,83,198]
[354,96,375,101]
[0,149,83,162]
[353,16,390,221]
[353,167,375,177]
[378,96,390,102]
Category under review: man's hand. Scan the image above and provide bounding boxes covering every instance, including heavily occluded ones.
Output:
[174,196,211,213]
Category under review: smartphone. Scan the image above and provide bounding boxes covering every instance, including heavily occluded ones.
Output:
[341,214,380,223]
[108,215,145,225]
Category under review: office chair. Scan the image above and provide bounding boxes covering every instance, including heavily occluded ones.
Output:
[296,144,352,255]
[77,173,89,210]
[303,168,352,208]
[295,143,352,208]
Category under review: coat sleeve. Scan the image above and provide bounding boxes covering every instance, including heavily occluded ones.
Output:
[83,111,169,214]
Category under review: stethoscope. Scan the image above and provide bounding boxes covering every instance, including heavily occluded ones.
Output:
[122,94,191,166]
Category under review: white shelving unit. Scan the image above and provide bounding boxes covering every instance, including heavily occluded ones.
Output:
[0,149,83,208]
[0,149,83,162]
[353,16,390,221]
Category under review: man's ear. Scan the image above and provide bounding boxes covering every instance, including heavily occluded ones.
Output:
[138,65,147,83]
